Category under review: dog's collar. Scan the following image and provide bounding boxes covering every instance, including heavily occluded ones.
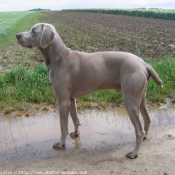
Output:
[48,45,64,72]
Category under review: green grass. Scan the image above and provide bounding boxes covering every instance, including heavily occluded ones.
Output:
[0,63,54,110]
[146,56,175,102]
[0,11,43,75]
[0,56,174,111]
[0,12,34,44]
[0,11,42,49]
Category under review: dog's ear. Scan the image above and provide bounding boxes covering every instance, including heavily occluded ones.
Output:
[40,24,55,49]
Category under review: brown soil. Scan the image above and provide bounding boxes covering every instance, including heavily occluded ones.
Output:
[1,11,175,72]
[41,11,175,59]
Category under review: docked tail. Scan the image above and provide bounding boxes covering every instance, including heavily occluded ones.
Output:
[146,64,163,88]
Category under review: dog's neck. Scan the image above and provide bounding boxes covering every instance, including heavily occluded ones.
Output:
[38,34,65,70]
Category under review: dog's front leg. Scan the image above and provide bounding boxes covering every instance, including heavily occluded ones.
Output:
[70,98,80,138]
[53,100,70,148]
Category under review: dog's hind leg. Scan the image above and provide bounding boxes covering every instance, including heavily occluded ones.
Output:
[140,91,151,139]
[123,96,145,159]
[70,98,80,138]
[122,75,146,159]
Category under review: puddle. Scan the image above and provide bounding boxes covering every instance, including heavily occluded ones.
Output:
[0,106,175,164]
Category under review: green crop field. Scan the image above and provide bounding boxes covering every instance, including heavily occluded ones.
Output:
[0,11,36,44]
[0,10,175,112]
[63,8,175,20]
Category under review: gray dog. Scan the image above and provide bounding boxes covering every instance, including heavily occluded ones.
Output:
[16,23,162,159]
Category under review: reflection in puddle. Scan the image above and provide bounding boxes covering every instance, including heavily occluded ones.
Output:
[0,106,175,164]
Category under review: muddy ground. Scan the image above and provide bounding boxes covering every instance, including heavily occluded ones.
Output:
[0,104,175,175]
[6,125,175,175]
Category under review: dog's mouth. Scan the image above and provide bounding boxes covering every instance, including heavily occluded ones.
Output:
[17,40,33,49]
[26,45,33,49]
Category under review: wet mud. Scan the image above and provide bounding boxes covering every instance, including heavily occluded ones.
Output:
[0,105,175,166]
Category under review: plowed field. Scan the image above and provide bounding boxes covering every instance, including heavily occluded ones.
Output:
[41,11,175,59]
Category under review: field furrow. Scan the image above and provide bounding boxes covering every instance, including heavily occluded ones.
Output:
[40,11,175,59]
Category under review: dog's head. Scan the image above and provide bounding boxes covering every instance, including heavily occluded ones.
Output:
[16,23,56,49]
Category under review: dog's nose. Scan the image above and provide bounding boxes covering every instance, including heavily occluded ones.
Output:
[16,33,22,39]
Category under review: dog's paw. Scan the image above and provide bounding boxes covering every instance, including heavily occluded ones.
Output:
[126,152,138,159]
[70,131,80,138]
[53,142,65,149]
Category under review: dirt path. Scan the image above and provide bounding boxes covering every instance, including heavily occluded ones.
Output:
[1,125,175,175]
[0,106,175,175]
